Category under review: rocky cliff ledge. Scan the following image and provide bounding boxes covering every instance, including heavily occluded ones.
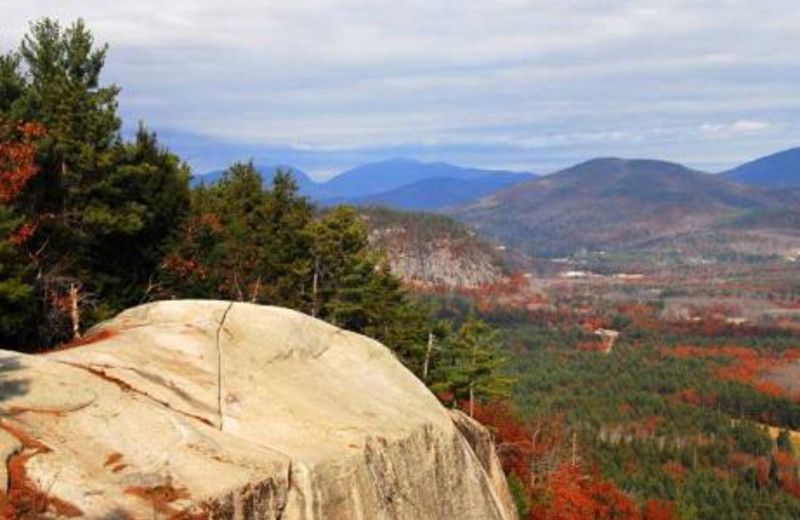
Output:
[0,300,517,519]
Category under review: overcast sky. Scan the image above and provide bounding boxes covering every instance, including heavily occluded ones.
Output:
[3,1,800,178]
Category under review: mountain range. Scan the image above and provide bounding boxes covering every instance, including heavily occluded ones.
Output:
[452,157,800,256]
[193,158,534,211]
[192,146,800,257]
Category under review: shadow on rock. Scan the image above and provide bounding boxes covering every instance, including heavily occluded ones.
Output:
[0,356,28,407]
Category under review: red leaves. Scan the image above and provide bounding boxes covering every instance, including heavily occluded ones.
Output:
[8,221,36,246]
[662,345,800,400]
[578,340,606,353]
[641,500,677,520]
[161,253,206,279]
[674,388,717,407]
[1,121,45,254]
[472,401,677,520]
[0,121,45,204]
[197,213,222,232]
[535,463,641,520]
[662,461,689,480]
[471,401,538,483]
[771,450,800,498]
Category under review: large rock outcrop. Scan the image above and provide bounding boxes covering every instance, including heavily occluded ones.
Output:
[0,300,517,519]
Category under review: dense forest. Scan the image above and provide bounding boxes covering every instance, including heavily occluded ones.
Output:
[423,290,800,519]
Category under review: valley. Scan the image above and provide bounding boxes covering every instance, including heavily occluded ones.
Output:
[410,244,800,518]
[3,5,799,518]
[191,144,800,518]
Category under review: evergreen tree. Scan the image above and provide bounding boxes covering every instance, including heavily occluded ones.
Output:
[162,161,269,301]
[308,206,369,318]
[0,205,36,344]
[432,313,513,416]
[776,429,795,454]
[0,52,24,112]
[161,164,314,305]
[88,125,190,311]
[0,120,45,346]
[260,169,314,307]
[362,262,434,376]
[0,19,190,346]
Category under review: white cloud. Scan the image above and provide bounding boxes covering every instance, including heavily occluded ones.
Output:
[2,0,800,172]
[699,120,774,139]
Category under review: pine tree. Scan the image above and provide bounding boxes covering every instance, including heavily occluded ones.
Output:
[0,19,191,345]
[308,206,370,318]
[261,169,314,306]
[431,313,513,416]
[362,261,433,376]
[161,164,314,306]
[0,52,24,112]
[88,125,190,311]
[0,120,45,346]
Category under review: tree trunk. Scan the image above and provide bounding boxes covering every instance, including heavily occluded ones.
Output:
[469,384,475,418]
[571,430,578,466]
[311,256,320,318]
[469,342,477,417]
[69,283,81,339]
[250,276,261,303]
[422,331,434,381]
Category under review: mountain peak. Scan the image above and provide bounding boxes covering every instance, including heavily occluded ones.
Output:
[723,146,800,188]
[453,156,782,255]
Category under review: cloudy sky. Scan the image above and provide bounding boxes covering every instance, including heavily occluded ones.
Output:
[3,1,800,178]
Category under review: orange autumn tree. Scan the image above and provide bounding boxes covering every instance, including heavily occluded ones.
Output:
[0,120,44,204]
[471,401,678,520]
[0,119,45,341]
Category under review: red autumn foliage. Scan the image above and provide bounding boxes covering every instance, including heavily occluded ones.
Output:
[421,272,549,314]
[9,221,36,246]
[756,456,771,487]
[773,450,795,470]
[198,213,223,231]
[662,461,689,480]
[471,401,539,483]
[581,316,608,332]
[728,451,754,470]
[641,500,677,520]
[531,463,640,520]
[673,388,717,407]
[161,253,207,279]
[0,121,45,204]
[618,304,661,331]
[471,401,677,520]
[662,345,800,400]
[642,416,660,436]
[578,340,607,353]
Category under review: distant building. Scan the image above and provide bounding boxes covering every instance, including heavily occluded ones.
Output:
[612,273,645,280]
[561,270,590,279]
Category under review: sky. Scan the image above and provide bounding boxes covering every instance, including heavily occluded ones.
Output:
[2,0,800,179]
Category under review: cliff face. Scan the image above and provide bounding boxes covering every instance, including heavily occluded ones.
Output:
[0,301,517,519]
[364,209,507,289]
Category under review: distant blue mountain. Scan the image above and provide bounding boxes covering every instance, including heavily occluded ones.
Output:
[191,165,318,192]
[723,147,800,188]
[193,158,535,210]
[326,174,531,211]
[317,158,533,199]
